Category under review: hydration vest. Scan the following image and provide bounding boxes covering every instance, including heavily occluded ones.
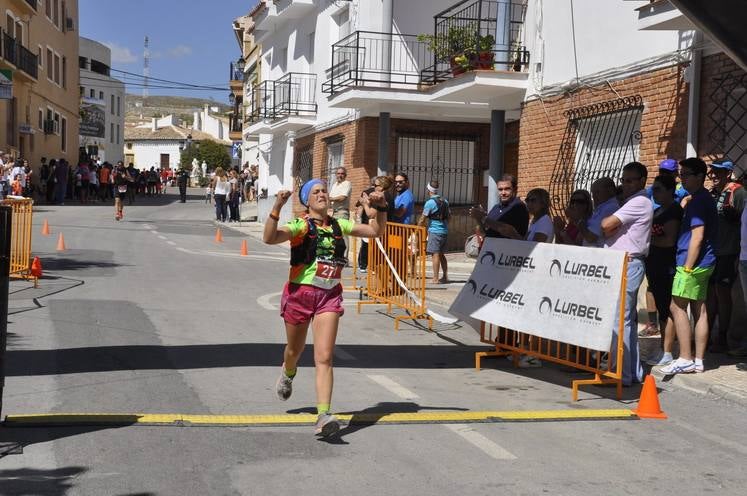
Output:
[289,216,347,266]
[431,198,450,221]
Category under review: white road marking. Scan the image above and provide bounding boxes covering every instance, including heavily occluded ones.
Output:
[334,347,356,361]
[150,230,158,234]
[444,424,517,460]
[158,235,167,240]
[143,224,153,230]
[167,241,176,246]
[366,375,419,400]
[257,291,282,311]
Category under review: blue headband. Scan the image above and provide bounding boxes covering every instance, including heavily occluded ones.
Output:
[300,179,324,206]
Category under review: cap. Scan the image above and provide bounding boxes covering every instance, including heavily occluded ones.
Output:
[300,179,324,207]
[710,159,734,171]
[658,159,678,172]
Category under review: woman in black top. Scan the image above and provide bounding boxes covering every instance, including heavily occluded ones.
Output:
[644,174,683,365]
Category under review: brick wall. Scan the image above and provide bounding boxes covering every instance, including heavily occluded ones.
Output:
[292,117,519,213]
[517,63,691,199]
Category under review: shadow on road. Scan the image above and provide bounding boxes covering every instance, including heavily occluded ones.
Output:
[0,466,87,496]
[4,343,484,376]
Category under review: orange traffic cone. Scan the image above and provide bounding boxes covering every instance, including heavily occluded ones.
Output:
[633,375,667,419]
[214,228,223,243]
[30,256,43,278]
[56,233,66,251]
[240,239,248,256]
[41,219,51,236]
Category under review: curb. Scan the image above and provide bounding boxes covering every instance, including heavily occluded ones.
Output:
[651,367,747,407]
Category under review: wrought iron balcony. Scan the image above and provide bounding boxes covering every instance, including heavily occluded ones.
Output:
[24,0,38,10]
[248,73,317,123]
[2,31,17,66]
[1,29,38,79]
[229,61,244,82]
[322,1,529,95]
[17,43,38,79]
[322,31,437,94]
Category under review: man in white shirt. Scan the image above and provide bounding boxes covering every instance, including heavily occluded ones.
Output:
[329,166,353,261]
[11,160,26,189]
[329,167,352,220]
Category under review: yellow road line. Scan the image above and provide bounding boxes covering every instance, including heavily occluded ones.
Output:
[4,409,637,427]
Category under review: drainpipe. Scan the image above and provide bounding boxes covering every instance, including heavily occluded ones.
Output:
[686,30,703,158]
[382,0,393,86]
[488,110,506,210]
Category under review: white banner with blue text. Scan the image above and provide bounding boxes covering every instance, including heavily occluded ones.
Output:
[449,238,626,351]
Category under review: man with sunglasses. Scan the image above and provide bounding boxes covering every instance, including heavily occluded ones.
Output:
[660,158,718,375]
[601,162,653,386]
[392,173,415,224]
[705,159,746,355]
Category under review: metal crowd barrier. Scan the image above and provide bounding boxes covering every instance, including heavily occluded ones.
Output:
[0,198,35,285]
[476,262,628,401]
[342,235,363,293]
[358,222,432,330]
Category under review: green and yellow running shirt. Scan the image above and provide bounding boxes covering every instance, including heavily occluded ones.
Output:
[286,217,354,289]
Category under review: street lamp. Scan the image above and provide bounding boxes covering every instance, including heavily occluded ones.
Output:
[236,57,245,73]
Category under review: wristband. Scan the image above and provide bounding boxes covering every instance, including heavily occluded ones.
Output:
[683,266,693,273]
[269,212,280,221]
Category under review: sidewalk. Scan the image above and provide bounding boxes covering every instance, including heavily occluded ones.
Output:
[223,203,747,407]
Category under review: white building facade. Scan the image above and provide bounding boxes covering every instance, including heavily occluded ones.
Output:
[79,37,125,164]
[243,0,528,248]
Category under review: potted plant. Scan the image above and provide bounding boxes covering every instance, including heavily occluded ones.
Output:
[474,34,495,70]
[418,24,479,75]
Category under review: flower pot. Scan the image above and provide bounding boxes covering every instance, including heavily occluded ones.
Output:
[477,51,495,70]
[450,56,468,76]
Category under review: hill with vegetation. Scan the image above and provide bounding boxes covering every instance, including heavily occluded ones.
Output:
[125,94,231,127]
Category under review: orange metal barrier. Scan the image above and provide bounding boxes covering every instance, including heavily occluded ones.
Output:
[1,198,35,285]
[358,222,432,330]
[476,259,628,401]
[342,235,363,293]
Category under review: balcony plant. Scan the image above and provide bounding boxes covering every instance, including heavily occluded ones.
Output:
[418,26,495,75]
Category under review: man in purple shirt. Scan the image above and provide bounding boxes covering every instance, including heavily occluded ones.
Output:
[601,162,653,386]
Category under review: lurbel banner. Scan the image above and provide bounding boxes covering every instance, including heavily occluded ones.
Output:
[449,238,626,351]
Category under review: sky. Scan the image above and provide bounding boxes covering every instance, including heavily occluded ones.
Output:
[79,0,259,102]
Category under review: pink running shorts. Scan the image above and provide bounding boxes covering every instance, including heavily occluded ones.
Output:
[280,282,344,325]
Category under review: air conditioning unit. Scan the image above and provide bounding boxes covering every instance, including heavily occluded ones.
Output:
[66,17,75,31]
[43,119,59,135]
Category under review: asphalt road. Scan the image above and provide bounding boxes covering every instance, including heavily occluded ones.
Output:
[1,190,746,495]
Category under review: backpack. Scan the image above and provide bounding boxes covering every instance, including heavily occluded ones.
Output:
[289,217,347,266]
[430,198,450,221]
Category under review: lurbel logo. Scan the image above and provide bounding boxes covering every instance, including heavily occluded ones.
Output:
[489,252,537,271]
[467,279,478,295]
[539,296,553,314]
[480,251,496,265]
[549,259,612,281]
[475,283,526,307]
[537,296,604,323]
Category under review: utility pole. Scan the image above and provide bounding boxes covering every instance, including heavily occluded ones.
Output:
[143,36,150,100]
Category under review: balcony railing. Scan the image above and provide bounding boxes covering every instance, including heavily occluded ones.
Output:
[2,31,17,66]
[427,0,528,70]
[1,29,38,79]
[322,31,436,94]
[229,61,244,81]
[248,73,317,123]
[24,0,38,10]
[17,44,38,78]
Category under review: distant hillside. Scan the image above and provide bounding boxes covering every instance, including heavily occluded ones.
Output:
[125,94,231,126]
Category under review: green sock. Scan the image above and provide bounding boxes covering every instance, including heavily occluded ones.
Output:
[317,403,330,415]
[283,367,296,379]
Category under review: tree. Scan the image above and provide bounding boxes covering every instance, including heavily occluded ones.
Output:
[180,139,231,172]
